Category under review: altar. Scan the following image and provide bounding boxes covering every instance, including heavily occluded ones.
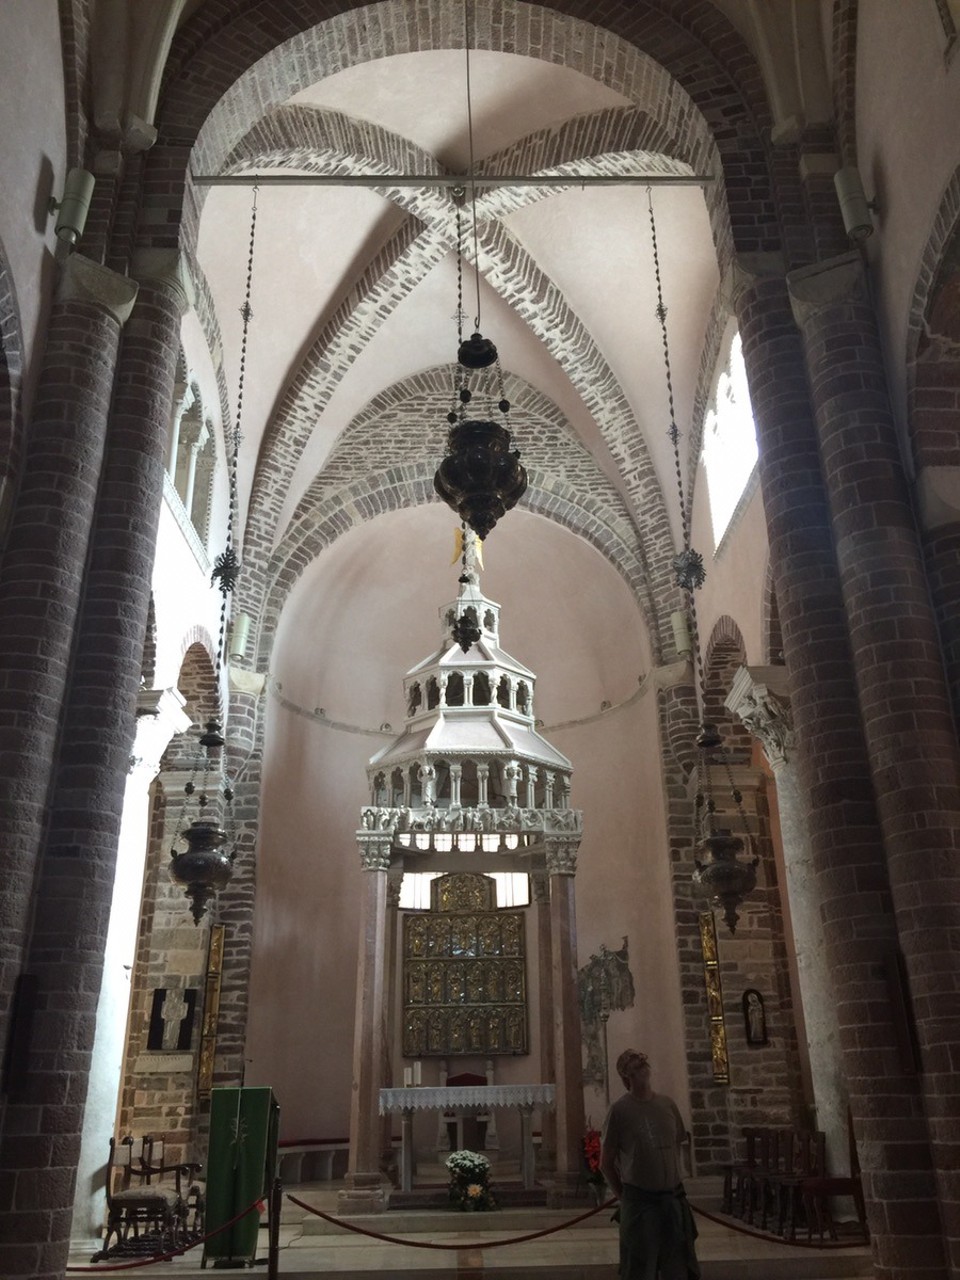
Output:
[379,1083,556,1192]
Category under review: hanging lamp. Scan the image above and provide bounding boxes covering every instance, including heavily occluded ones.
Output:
[647,189,758,933]
[170,187,258,923]
[433,3,527,539]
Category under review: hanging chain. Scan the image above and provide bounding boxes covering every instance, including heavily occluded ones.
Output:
[648,189,750,840]
[210,184,258,689]
[464,0,482,331]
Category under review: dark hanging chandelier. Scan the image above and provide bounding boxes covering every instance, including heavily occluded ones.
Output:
[170,188,259,923]
[648,189,757,933]
[433,6,526,540]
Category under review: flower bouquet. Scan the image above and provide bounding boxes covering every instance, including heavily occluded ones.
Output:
[446,1149,497,1211]
[583,1127,606,1202]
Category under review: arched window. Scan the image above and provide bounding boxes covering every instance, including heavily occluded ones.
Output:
[701,331,758,547]
[472,672,491,705]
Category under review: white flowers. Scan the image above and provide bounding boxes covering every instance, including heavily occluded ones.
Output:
[445,1150,490,1178]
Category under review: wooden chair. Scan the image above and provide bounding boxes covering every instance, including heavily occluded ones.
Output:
[722,1126,763,1217]
[800,1111,869,1243]
[92,1135,203,1261]
[771,1128,826,1238]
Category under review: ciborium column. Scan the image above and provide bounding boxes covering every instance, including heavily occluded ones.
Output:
[546,836,585,1203]
[342,833,392,1214]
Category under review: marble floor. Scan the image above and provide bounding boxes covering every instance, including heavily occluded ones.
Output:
[67,1176,874,1279]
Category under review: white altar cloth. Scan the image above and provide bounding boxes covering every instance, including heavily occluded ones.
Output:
[379,1083,555,1113]
[378,1084,555,1191]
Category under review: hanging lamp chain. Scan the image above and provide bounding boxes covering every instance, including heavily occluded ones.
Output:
[464,0,483,331]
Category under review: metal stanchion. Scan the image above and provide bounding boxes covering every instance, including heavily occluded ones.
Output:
[268,1178,282,1280]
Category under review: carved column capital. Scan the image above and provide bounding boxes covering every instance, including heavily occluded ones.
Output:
[130,248,195,315]
[56,253,139,326]
[725,664,794,770]
[531,870,550,905]
[727,251,787,311]
[786,250,864,329]
[545,837,580,877]
[387,869,404,908]
[357,833,393,871]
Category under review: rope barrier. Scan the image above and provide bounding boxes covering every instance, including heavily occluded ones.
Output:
[287,1192,869,1254]
[65,1196,267,1272]
[286,1190,616,1249]
[689,1202,870,1250]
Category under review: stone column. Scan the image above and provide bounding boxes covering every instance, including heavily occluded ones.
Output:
[178,415,209,519]
[0,256,137,1064]
[546,836,585,1202]
[532,872,556,1168]
[525,767,538,809]
[0,257,139,1280]
[342,833,391,1214]
[0,253,187,1280]
[735,258,945,1278]
[167,380,194,475]
[789,253,960,1264]
[381,871,403,1172]
[726,666,847,1171]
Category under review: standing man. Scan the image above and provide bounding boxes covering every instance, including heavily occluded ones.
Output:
[600,1049,699,1280]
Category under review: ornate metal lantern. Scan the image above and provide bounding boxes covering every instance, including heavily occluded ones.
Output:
[170,819,235,926]
[434,417,527,540]
[693,832,759,935]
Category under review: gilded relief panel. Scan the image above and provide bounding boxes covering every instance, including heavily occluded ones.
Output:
[402,873,528,1056]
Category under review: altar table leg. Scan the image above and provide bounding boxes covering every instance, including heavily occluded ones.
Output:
[520,1105,535,1190]
[401,1108,414,1193]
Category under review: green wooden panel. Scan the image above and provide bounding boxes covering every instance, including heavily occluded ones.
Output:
[203,1087,279,1265]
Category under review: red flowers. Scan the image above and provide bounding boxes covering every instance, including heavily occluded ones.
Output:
[583,1128,603,1181]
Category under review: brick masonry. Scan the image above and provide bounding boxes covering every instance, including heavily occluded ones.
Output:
[790,254,960,1270]
[736,267,947,1278]
[1,5,959,1279]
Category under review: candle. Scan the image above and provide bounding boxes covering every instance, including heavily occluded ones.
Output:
[403,1067,413,1087]
[413,1061,422,1086]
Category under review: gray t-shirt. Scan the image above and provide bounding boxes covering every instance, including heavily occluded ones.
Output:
[601,1091,685,1191]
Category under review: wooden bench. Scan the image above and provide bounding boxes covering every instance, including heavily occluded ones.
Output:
[277,1138,350,1184]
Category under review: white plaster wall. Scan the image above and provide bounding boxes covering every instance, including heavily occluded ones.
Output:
[855,0,960,438]
[0,0,67,417]
[689,461,768,663]
[244,502,688,1140]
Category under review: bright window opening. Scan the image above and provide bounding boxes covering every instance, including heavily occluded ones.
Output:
[701,332,758,547]
[400,872,530,911]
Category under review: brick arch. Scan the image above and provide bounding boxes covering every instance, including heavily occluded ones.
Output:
[163,636,219,769]
[904,163,960,727]
[159,0,771,256]
[265,362,654,598]
[0,234,24,540]
[140,0,778,673]
[762,561,783,666]
[176,629,218,709]
[905,163,960,472]
[702,614,751,753]
[831,0,859,168]
[257,464,655,671]
[141,595,158,688]
[221,101,705,629]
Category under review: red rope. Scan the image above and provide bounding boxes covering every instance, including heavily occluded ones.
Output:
[690,1203,869,1250]
[286,1191,616,1249]
[286,1192,869,1254]
[65,1197,267,1272]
